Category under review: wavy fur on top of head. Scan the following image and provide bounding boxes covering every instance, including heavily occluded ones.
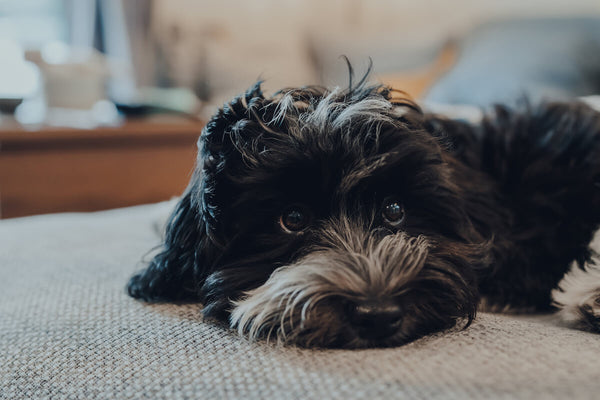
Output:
[128,70,600,348]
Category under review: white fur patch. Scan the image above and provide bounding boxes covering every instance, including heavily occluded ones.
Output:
[552,256,600,327]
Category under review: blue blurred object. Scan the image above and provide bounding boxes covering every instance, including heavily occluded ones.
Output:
[424,17,600,107]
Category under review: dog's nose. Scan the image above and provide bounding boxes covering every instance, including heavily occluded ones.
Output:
[347,300,403,340]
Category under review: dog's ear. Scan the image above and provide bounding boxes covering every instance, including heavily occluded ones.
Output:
[128,82,286,304]
[127,173,219,302]
[126,85,268,302]
[421,113,483,166]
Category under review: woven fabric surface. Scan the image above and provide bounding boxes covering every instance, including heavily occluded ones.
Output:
[1,202,599,400]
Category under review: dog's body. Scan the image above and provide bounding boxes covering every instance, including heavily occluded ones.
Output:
[128,80,600,348]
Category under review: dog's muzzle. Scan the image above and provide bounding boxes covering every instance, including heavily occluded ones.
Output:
[346,300,404,340]
[229,226,432,347]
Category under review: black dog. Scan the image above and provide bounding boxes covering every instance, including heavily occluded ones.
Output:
[128,76,600,348]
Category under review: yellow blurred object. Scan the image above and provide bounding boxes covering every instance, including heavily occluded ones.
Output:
[377,40,458,100]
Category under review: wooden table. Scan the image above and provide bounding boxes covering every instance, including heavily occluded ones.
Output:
[0,119,202,218]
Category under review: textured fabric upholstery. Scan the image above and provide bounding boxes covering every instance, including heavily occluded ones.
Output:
[2,202,599,399]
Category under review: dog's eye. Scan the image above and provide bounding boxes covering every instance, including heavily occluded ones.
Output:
[382,197,405,226]
[280,205,312,233]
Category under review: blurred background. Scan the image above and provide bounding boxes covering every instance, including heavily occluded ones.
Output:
[1,0,600,218]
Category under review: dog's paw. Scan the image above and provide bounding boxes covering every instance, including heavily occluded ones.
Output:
[552,258,600,333]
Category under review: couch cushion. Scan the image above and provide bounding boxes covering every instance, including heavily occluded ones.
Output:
[425,17,600,107]
[1,202,600,399]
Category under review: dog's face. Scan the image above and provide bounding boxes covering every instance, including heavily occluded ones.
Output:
[161,83,490,348]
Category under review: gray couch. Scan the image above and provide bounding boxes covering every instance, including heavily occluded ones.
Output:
[425,17,600,108]
[2,201,600,399]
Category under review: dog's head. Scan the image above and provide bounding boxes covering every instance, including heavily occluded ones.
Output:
[140,81,492,348]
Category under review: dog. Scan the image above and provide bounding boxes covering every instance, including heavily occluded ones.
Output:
[127,73,600,348]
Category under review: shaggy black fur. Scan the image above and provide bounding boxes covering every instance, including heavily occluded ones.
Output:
[127,76,600,348]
